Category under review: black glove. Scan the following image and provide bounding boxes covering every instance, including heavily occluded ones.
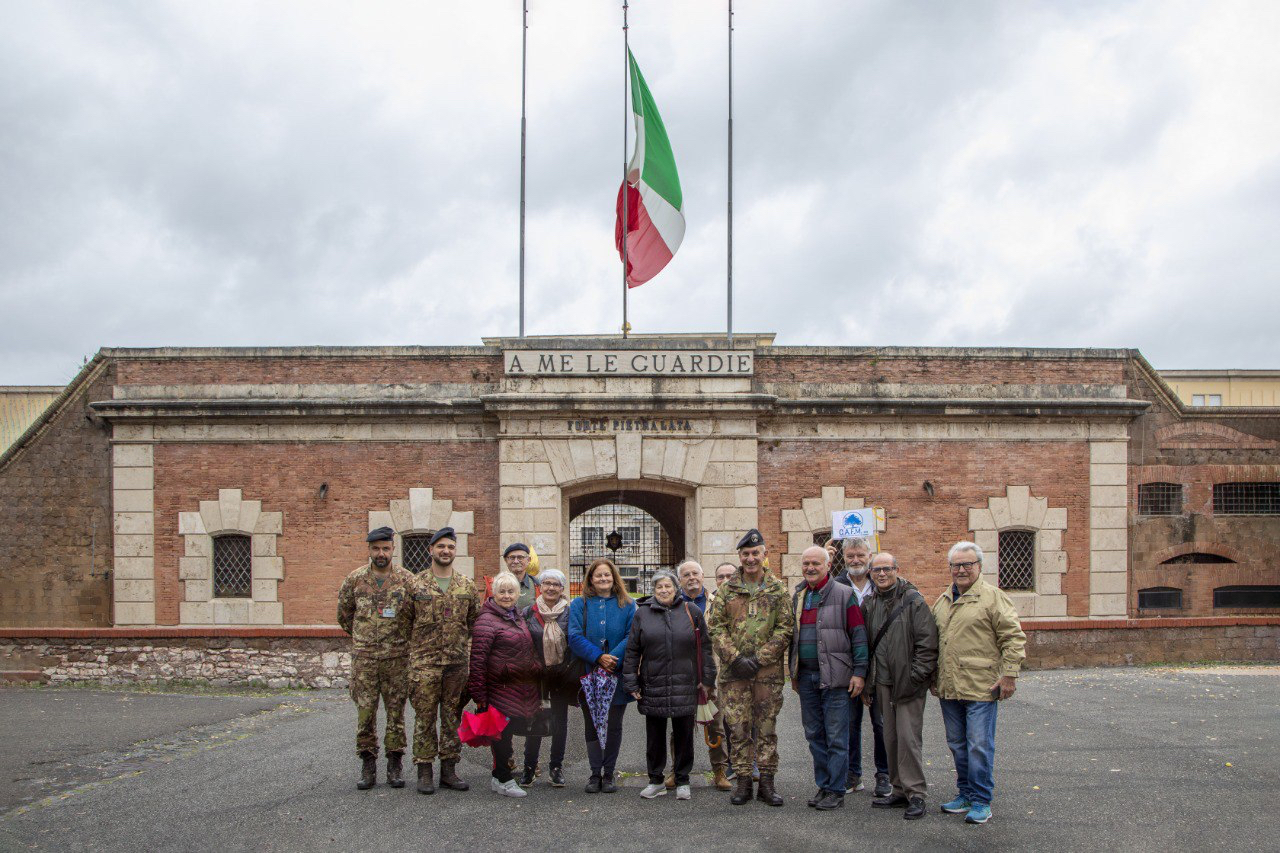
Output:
[474,703,488,713]
[729,656,760,679]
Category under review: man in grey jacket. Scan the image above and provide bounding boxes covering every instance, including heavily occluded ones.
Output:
[862,552,938,820]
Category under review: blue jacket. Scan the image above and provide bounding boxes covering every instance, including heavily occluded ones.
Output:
[569,594,637,706]
[680,590,708,614]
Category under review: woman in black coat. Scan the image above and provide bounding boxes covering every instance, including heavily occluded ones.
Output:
[622,569,717,800]
[520,568,578,788]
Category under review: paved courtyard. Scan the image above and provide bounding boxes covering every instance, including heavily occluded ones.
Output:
[1,667,1277,852]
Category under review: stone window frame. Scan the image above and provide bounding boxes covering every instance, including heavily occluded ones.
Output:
[178,488,284,625]
[968,485,1068,619]
[368,487,475,579]
[780,487,879,587]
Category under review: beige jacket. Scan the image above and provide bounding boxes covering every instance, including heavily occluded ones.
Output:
[932,576,1026,701]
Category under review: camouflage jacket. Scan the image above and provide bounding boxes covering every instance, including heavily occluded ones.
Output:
[707,569,796,680]
[408,571,481,668]
[336,563,416,659]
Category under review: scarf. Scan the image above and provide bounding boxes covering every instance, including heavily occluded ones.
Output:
[536,596,569,665]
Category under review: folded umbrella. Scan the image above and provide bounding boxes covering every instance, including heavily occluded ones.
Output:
[579,666,619,750]
[457,705,508,747]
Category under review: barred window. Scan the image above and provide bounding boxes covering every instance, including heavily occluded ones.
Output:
[1137,587,1182,610]
[213,534,252,598]
[402,533,434,574]
[997,530,1036,591]
[1137,483,1182,516]
[1212,482,1280,515]
[1160,553,1234,565]
[1213,586,1280,608]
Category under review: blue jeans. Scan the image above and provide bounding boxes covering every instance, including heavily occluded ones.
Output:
[939,698,999,805]
[796,667,852,793]
[849,690,888,778]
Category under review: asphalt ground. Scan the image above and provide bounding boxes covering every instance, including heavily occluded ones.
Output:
[1,667,1277,852]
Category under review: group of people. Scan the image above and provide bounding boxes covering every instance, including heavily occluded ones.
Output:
[336,524,1026,825]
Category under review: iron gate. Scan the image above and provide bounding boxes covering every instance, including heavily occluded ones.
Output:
[568,503,675,597]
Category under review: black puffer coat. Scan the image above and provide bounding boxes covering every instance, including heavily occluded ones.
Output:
[622,596,717,718]
[522,602,580,702]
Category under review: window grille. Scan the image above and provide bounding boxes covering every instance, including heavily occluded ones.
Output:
[1213,482,1280,515]
[619,526,641,545]
[569,505,673,595]
[1137,587,1182,610]
[213,534,252,598]
[812,531,847,577]
[582,527,603,546]
[1213,586,1280,608]
[1160,553,1234,565]
[1137,483,1182,516]
[402,533,434,574]
[997,530,1036,591]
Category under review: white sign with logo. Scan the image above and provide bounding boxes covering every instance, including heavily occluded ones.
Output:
[831,508,882,540]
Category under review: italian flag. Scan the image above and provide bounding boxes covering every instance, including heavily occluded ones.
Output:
[615,49,684,288]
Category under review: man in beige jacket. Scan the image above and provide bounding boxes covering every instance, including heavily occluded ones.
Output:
[931,541,1026,825]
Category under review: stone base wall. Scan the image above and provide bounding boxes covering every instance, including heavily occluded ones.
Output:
[3,620,1277,687]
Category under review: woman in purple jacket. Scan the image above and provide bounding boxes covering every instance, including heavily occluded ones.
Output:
[468,572,543,798]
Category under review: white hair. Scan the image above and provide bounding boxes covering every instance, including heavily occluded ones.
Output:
[677,560,703,577]
[947,541,984,565]
[538,568,566,587]
[491,572,520,596]
[842,537,874,553]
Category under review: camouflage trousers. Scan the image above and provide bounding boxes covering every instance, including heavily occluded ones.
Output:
[350,655,408,757]
[409,663,468,765]
[718,676,785,774]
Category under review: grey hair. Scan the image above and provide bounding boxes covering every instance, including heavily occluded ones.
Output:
[538,568,566,587]
[842,536,874,553]
[676,560,703,577]
[652,569,680,592]
[947,541,984,565]
[490,572,520,595]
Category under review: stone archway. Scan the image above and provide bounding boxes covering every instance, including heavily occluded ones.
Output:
[567,487,687,595]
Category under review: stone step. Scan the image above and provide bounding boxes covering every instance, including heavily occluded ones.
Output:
[0,669,49,684]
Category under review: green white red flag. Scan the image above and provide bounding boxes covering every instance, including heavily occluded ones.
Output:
[615,49,684,288]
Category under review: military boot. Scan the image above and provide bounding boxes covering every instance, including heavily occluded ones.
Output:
[416,762,435,795]
[713,766,732,791]
[756,774,784,807]
[356,754,377,790]
[386,753,405,788]
[730,775,753,805]
[439,760,469,791]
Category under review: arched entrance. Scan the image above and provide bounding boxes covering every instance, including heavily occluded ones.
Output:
[566,485,688,597]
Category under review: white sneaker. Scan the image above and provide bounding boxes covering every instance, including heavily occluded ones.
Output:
[640,783,667,798]
[675,785,691,800]
[496,778,527,798]
[490,776,503,793]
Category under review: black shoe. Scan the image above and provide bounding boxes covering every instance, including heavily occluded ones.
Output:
[439,760,468,791]
[386,753,405,789]
[872,793,910,809]
[600,773,618,794]
[356,754,377,790]
[756,774,784,807]
[519,766,536,787]
[585,774,602,794]
[808,788,825,808]
[815,791,845,811]
[549,766,565,787]
[416,762,435,795]
[873,772,892,798]
[730,776,753,805]
[904,796,926,820]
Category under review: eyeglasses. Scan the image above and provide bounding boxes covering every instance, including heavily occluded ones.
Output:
[869,566,895,575]
[506,555,529,563]
[948,561,980,571]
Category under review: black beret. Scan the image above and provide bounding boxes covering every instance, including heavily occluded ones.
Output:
[503,542,530,558]
[366,526,395,543]
[429,527,457,546]
[736,529,765,550]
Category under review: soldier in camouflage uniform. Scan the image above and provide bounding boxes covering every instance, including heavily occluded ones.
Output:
[707,529,796,807]
[406,527,480,794]
[336,527,415,790]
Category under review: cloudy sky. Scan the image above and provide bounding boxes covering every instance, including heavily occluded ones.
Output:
[2,0,1278,384]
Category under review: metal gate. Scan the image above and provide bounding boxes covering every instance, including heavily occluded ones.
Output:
[568,503,675,597]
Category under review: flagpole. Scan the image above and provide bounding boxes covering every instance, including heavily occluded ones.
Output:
[621,1,631,339]
[518,0,528,337]
[726,0,734,347]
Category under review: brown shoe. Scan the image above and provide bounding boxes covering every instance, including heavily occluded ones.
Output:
[730,775,753,805]
[713,767,732,791]
[665,772,676,789]
[756,774,784,807]
[386,753,405,788]
[439,760,469,791]
[356,754,377,790]
[416,762,435,795]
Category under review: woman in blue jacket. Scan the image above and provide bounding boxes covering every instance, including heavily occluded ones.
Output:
[568,558,637,794]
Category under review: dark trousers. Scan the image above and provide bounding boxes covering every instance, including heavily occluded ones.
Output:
[646,714,695,785]
[490,723,519,784]
[582,703,627,776]
[850,688,889,778]
[523,695,571,770]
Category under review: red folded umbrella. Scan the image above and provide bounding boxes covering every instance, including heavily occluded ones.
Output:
[457,706,508,747]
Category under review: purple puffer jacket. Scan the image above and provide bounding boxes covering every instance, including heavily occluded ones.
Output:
[468,599,543,719]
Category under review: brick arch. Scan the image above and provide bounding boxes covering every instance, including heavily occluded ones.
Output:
[1150,541,1246,566]
[368,488,475,579]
